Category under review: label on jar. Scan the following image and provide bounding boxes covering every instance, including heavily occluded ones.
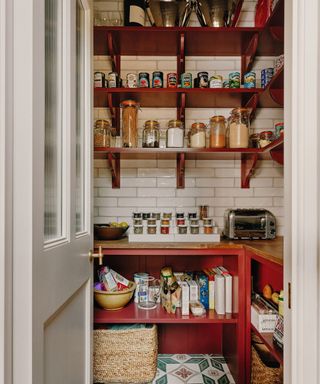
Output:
[108,72,118,88]
[129,5,145,25]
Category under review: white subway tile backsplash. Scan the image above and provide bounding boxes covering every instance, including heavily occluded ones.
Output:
[138,168,176,177]
[122,178,157,187]
[215,188,254,197]
[185,168,215,177]
[235,197,273,207]
[196,178,234,187]
[118,197,157,207]
[157,197,196,207]
[254,187,284,197]
[99,187,137,197]
[94,197,117,207]
[176,188,214,198]
[137,188,176,197]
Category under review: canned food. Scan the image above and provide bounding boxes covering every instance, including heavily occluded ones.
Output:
[167,73,177,88]
[209,75,223,88]
[275,122,284,138]
[181,73,192,88]
[229,72,240,88]
[197,71,209,88]
[139,72,150,88]
[244,71,256,88]
[261,68,274,88]
[126,73,138,88]
[108,72,118,88]
[223,80,230,88]
[152,71,163,88]
[94,72,105,88]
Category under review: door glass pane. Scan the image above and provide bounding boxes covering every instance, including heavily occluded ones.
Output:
[44,0,63,242]
[75,0,86,234]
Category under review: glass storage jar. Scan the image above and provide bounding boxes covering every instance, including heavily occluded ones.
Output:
[259,130,274,148]
[226,107,251,148]
[166,120,184,148]
[121,100,140,148]
[94,119,113,147]
[189,122,207,148]
[209,115,226,148]
[142,120,160,148]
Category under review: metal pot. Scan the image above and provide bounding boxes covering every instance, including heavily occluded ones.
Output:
[201,0,243,27]
[149,0,185,27]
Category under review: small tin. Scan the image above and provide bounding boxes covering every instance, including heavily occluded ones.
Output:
[209,75,223,88]
[181,73,192,88]
[261,68,274,88]
[176,218,185,226]
[133,212,142,219]
[167,73,177,88]
[108,72,118,88]
[275,122,284,138]
[126,73,138,88]
[142,212,151,220]
[160,225,170,234]
[178,225,188,234]
[94,72,105,88]
[147,225,157,234]
[198,71,209,88]
[133,225,143,234]
[188,212,197,219]
[244,71,256,88]
[162,212,172,219]
[151,212,161,220]
[133,218,143,226]
[223,80,230,88]
[229,72,240,88]
[139,72,150,88]
[147,218,157,226]
[152,71,164,88]
[190,225,200,234]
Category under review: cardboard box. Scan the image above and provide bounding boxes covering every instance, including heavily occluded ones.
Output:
[188,280,198,302]
[181,281,190,316]
[251,304,277,333]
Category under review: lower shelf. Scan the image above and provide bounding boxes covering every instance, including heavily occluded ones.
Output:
[94,303,238,324]
[251,324,283,365]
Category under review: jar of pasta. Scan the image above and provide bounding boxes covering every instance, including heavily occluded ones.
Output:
[120,100,140,148]
[226,108,251,148]
[209,116,226,148]
[189,122,207,148]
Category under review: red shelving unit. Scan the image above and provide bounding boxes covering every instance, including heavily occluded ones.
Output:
[259,66,284,108]
[251,324,283,365]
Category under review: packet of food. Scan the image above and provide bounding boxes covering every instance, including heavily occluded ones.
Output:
[110,269,130,288]
[98,266,118,292]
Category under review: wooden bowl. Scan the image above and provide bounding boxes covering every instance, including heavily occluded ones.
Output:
[94,224,129,241]
[94,281,136,310]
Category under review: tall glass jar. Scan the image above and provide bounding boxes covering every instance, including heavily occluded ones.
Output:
[120,100,140,148]
[142,120,160,148]
[166,120,184,148]
[226,107,251,148]
[209,115,226,148]
[189,122,206,148]
[94,119,112,147]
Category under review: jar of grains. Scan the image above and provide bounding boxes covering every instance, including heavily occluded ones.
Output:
[209,116,226,148]
[226,108,252,148]
[142,120,160,148]
[189,122,207,148]
[94,119,112,147]
[120,100,140,148]
[166,120,184,148]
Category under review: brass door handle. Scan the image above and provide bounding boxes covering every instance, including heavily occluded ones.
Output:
[89,246,103,265]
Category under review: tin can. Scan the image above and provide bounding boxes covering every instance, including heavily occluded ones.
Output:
[198,71,209,88]
[167,73,177,88]
[223,80,229,88]
[244,71,256,88]
[275,122,284,138]
[126,73,138,88]
[108,72,118,88]
[229,72,240,88]
[181,72,192,88]
[138,72,150,88]
[209,75,223,88]
[152,71,163,88]
[261,68,274,88]
[94,72,105,88]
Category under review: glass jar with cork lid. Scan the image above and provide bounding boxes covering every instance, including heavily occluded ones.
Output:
[120,99,140,148]
[142,120,160,148]
[226,107,252,148]
[189,122,207,148]
[209,115,226,148]
[166,119,184,148]
[94,120,115,148]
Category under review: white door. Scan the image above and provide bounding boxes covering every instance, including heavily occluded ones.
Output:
[11,0,93,383]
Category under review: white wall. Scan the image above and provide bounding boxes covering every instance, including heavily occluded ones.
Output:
[93,0,284,235]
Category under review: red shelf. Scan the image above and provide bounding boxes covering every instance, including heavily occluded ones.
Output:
[259,66,284,107]
[95,303,238,324]
[94,87,263,109]
[251,324,283,365]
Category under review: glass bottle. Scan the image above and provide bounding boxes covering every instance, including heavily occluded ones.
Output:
[189,122,207,148]
[226,107,251,148]
[166,120,184,148]
[94,119,111,147]
[142,120,160,148]
[209,115,226,148]
[120,100,140,148]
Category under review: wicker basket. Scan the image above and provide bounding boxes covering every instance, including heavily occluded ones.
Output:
[94,324,158,384]
[251,345,283,384]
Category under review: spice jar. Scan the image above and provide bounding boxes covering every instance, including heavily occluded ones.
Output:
[133,212,142,219]
[166,120,184,148]
[176,212,185,219]
[209,116,226,148]
[250,133,260,148]
[190,225,200,234]
[121,100,140,148]
[161,218,170,226]
[189,122,207,148]
[94,120,113,147]
[147,225,157,234]
[259,130,274,148]
[163,212,172,219]
[202,218,213,226]
[190,218,199,226]
[188,212,197,219]
[178,225,188,234]
[160,225,170,234]
[226,108,251,148]
[134,225,143,234]
[176,218,185,226]
[142,212,151,220]
[204,225,213,234]
[151,212,161,220]
[142,120,160,148]
[147,218,157,226]
[133,218,143,226]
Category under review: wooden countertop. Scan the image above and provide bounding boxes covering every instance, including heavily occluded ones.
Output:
[95,236,283,266]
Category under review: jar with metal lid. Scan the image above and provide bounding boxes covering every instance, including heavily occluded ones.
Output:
[147,225,157,234]
[189,122,207,148]
[178,225,187,234]
[209,116,226,148]
[142,120,160,148]
[134,225,143,234]
[94,120,113,147]
[120,100,140,148]
[259,130,274,148]
[226,108,251,148]
[190,225,199,234]
[166,120,184,148]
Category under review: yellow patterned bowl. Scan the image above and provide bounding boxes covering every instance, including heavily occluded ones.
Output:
[94,281,136,310]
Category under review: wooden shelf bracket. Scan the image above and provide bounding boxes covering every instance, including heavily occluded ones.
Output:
[176,152,185,189]
[245,93,259,122]
[241,153,258,188]
[107,31,120,73]
[177,32,185,80]
[177,92,186,126]
[108,152,120,188]
[241,33,259,79]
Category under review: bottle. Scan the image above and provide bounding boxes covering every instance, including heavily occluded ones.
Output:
[124,0,145,26]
